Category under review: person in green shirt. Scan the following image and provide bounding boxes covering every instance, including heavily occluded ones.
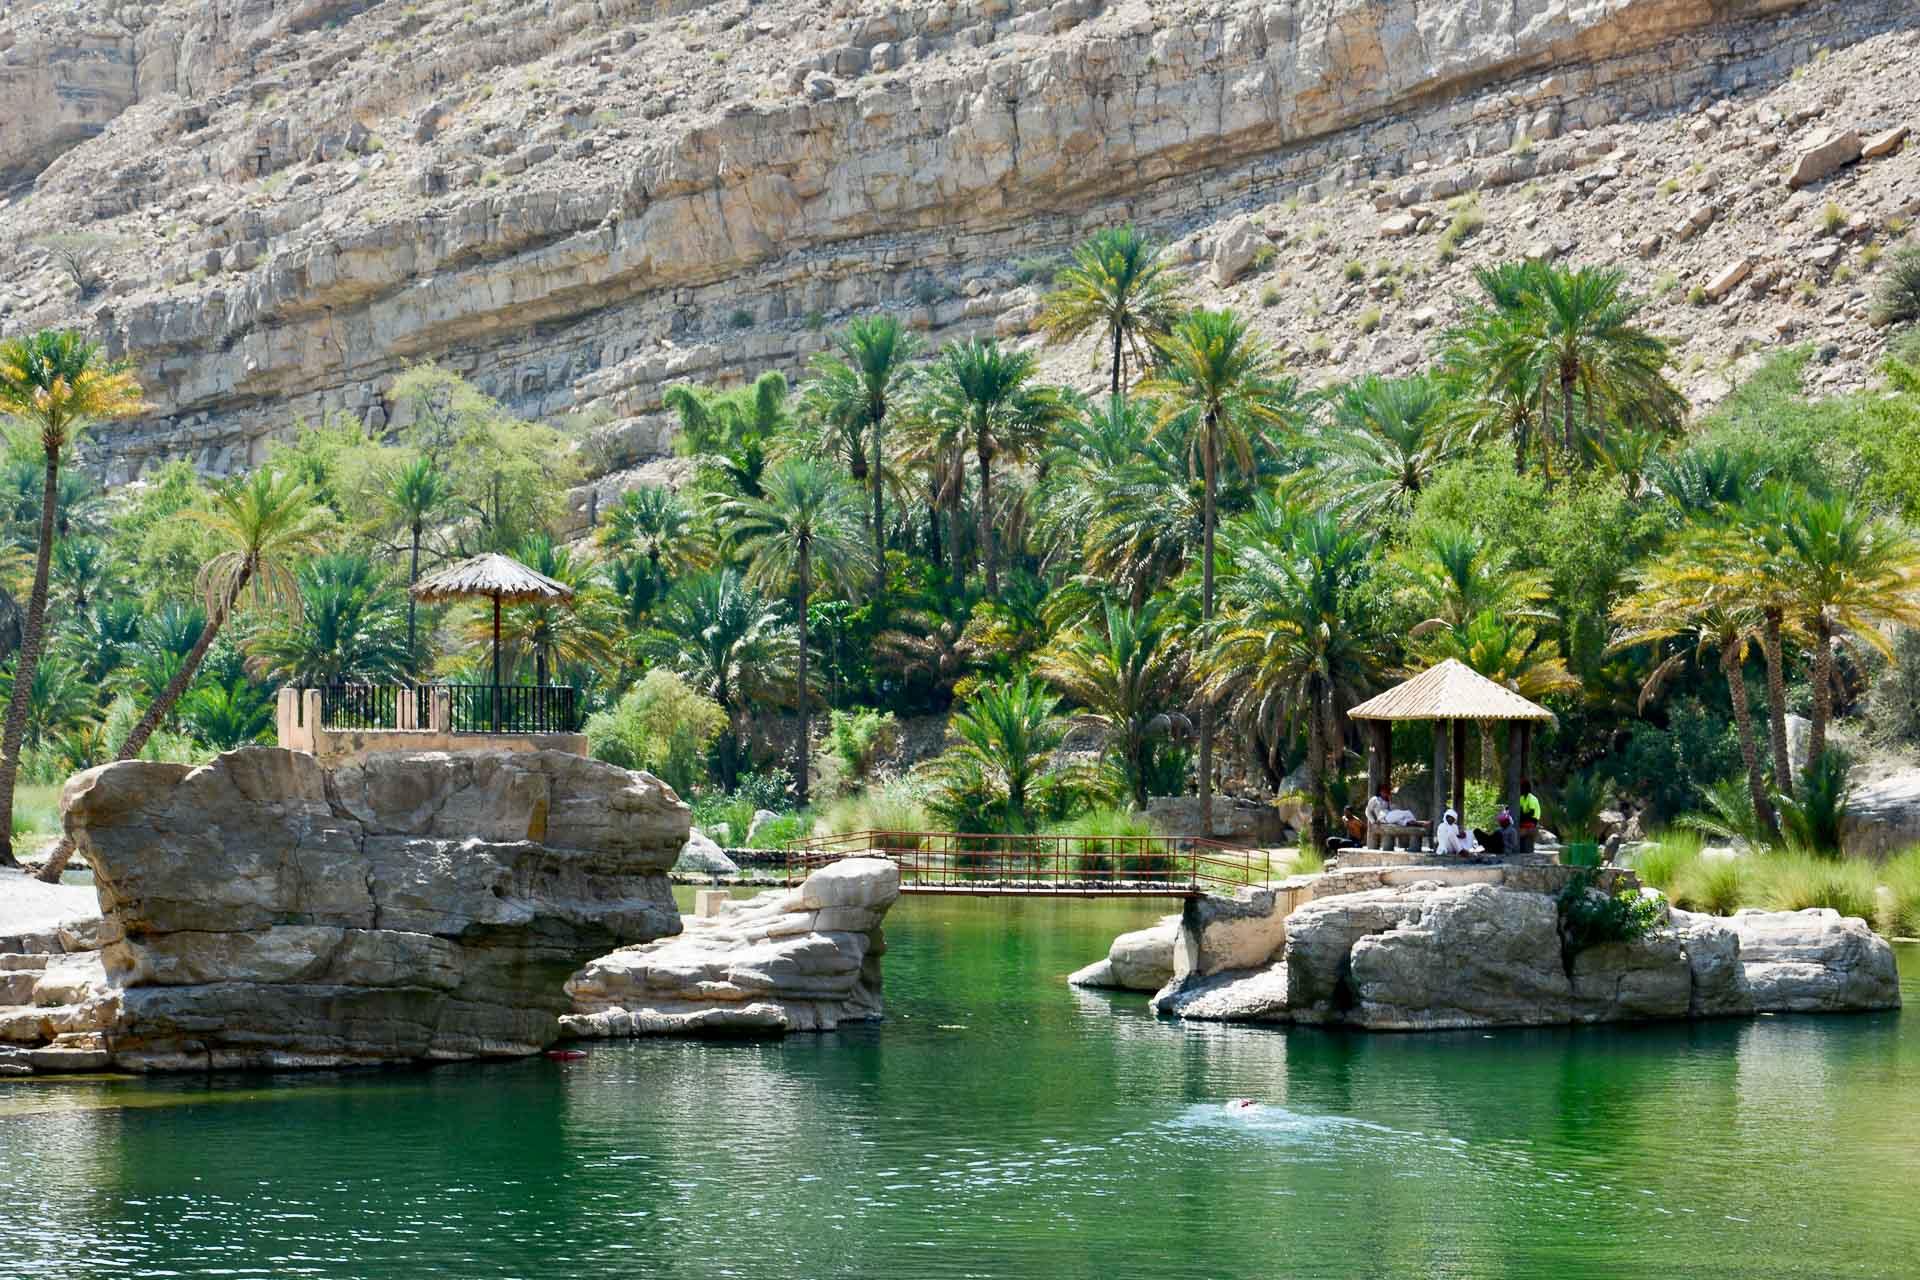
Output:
[1517,778,1542,854]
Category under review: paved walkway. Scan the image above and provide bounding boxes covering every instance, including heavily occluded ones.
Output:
[0,868,99,938]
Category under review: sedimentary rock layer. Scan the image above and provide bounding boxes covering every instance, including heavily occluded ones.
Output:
[24,747,687,1071]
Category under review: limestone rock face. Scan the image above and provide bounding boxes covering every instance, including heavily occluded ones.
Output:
[561,857,900,1037]
[1345,885,1576,1030]
[1667,907,1754,1016]
[1069,916,1178,991]
[54,747,686,1070]
[1730,908,1901,1012]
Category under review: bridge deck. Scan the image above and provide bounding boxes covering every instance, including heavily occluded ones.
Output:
[790,830,1274,898]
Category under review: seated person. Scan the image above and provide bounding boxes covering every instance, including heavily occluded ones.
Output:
[1365,782,1427,831]
[1326,805,1367,854]
[1434,808,1481,858]
[1475,808,1513,856]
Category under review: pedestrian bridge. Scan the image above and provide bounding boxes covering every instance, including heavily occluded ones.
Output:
[788,830,1268,898]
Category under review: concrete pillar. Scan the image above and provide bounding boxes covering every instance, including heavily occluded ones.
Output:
[395,687,416,731]
[694,889,730,918]
[430,687,451,734]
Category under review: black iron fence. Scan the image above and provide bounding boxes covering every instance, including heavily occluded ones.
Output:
[444,683,580,735]
[307,683,580,735]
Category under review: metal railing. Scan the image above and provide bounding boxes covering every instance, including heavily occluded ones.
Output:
[307,683,580,735]
[789,829,1265,897]
[443,683,580,735]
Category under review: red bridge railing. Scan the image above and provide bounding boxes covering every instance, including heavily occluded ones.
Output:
[788,830,1265,897]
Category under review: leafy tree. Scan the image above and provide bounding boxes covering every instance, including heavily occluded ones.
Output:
[724,458,873,804]
[642,568,797,788]
[928,675,1068,833]
[383,456,448,672]
[1035,599,1186,809]
[1139,308,1298,835]
[583,668,728,794]
[919,338,1064,595]
[1038,226,1182,395]
[802,316,921,596]
[246,554,411,685]
[0,330,143,866]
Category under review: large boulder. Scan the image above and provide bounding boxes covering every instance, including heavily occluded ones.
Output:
[1667,907,1754,1017]
[1069,916,1178,991]
[1731,908,1901,1013]
[1282,888,1424,1022]
[1150,962,1290,1023]
[1568,932,1691,1023]
[54,748,687,1071]
[1786,128,1862,188]
[562,857,900,1036]
[1344,885,1574,1030]
[674,829,740,876]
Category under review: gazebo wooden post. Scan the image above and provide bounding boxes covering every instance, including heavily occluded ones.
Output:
[1506,721,1524,815]
[1431,722,1448,839]
[1365,721,1387,802]
[491,594,502,733]
[1451,718,1468,821]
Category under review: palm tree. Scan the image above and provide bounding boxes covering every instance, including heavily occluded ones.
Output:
[1709,484,1816,789]
[599,484,707,597]
[1038,226,1182,396]
[1612,559,1775,830]
[665,371,790,499]
[36,467,328,882]
[245,554,412,685]
[0,330,144,867]
[1198,507,1384,850]
[802,316,921,596]
[931,675,1068,832]
[724,458,873,805]
[1321,373,1462,522]
[1034,599,1186,809]
[1774,493,1920,771]
[1138,308,1297,835]
[922,338,1065,595]
[384,456,447,674]
[1440,266,1548,475]
[642,568,798,789]
[1396,522,1551,633]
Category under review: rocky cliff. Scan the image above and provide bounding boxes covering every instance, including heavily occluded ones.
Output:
[1,0,1916,488]
[0,746,687,1072]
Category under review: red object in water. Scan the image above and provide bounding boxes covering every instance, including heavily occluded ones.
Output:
[546,1049,588,1061]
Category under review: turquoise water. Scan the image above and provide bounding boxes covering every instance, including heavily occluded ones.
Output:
[2,895,1916,1279]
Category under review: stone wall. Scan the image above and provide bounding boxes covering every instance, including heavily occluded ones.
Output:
[3,747,689,1072]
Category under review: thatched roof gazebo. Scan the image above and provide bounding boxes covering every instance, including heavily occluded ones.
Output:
[410,552,573,700]
[1348,658,1555,825]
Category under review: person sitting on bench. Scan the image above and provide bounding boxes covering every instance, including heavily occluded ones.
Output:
[1435,808,1481,858]
[1365,783,1429,847]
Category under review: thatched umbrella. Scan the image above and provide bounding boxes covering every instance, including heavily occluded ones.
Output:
[410,553,574,710]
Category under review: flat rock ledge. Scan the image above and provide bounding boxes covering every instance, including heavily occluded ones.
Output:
[1142,882,1899,1031]
[561,858,900,1037]
[1,747,688,1075]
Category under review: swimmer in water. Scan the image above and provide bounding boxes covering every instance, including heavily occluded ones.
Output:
[1227,1098,1259,1111]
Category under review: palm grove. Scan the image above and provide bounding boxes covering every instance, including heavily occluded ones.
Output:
[7,228,1920,883]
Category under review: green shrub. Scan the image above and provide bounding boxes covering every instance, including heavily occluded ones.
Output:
[1436,199,1485,259]
[821,707,898,794]
[810,777,931,842]
[1687,283,1708,306]
[729,308,754,330]
[1672,855,1751,916]
[1045,808,1157,876]
[584,669,727,795]
[1752,851,1878,919]
[1876,847,1920,936]
[1630,830,1705,896]
[1775,748,1854,856]
[1259,284,1281,308]
[1356,306,1381,334]
[1343,259,1365,282]
[1013,255,1062,286]
[1821,201,1848,236]
[1251,244,1279,272]
[1557,869,1665,953]
[1871,245,1920,325]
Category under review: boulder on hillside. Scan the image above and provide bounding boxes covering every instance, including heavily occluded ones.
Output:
[675,829,739,876]
[1786,128,1862,188]
[1209,215,1264,286]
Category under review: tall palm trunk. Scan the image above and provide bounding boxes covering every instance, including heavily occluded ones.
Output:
[1560,359,1577,454]
[1807,615,1834,779]
[976,431,997,596]
[870,415,886,600]
[795,539,811,808]
[1305,674,1327,851]
[406,519,422,674]
[1110,324,1123,398]
[37,563,252,883]
[0,447,63,868]
[1722,642,1775,834]
[1761,608,1792,789]
[1198,419,1218,838]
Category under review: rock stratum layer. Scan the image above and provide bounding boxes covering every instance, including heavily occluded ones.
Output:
[563,857,900,1036]
[1146,880,1900,1030]
[1,0,1916,485]
[0,747,686,1072]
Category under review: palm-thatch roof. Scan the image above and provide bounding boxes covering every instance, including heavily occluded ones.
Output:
[410,553,574,605]
[1347,658,1554,723]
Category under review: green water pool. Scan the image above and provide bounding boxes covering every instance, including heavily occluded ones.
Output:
[2,894,1916,1279]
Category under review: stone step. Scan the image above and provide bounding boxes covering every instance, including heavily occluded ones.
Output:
[0,954,51,972]
[0,972,37,1005]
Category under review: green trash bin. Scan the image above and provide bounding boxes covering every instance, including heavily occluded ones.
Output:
[1562,840,1600,867]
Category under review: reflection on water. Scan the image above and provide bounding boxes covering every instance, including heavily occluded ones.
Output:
[0,899,1915,1279]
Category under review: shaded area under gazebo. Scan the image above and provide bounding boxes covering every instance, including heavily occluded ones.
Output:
[1347,658,1555,830]
[411,552,574,733]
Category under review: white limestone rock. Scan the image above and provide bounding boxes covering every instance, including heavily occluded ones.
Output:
[1069,916,1178,991]
[1731,908,1901,1012]
[675,829,741,876]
